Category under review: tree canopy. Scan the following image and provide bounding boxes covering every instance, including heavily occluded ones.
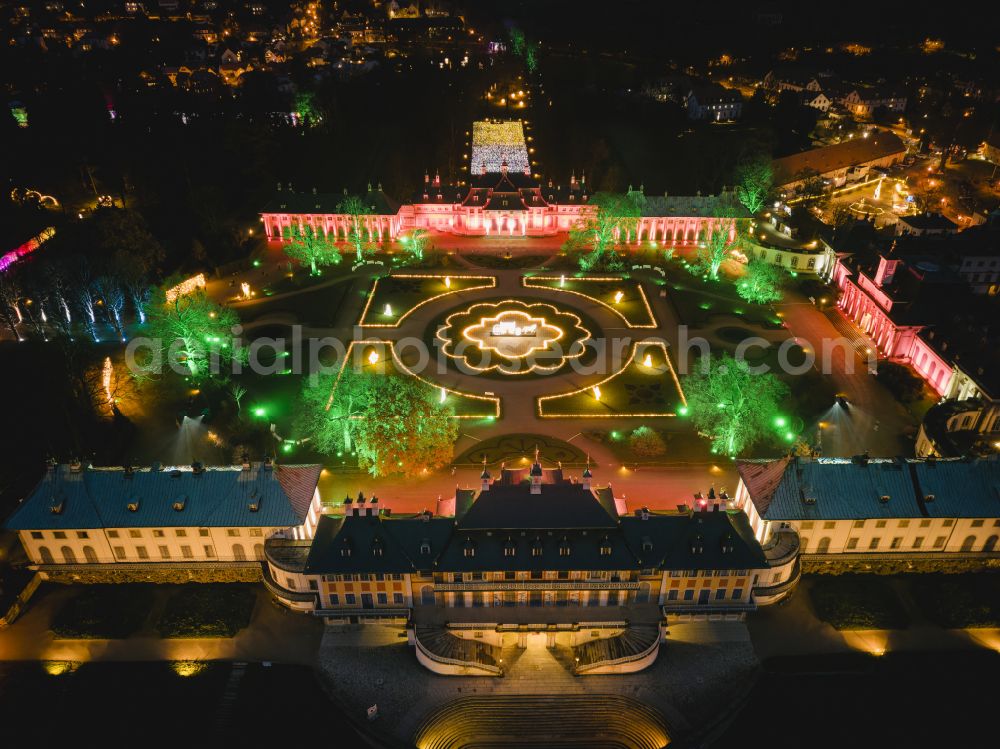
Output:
[737,258,786,304]
[684,354,789,456]
[297,370,457,477]
[734,155,773,215]
[337,194,377,263]
[282,223,341,275]
[562,191,643,271]
[697,204,743,279]
[141,288,244,380]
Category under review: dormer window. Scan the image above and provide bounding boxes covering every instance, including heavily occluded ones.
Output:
[690,534,704,554]
[558,537,571,557]
[127,499,140,512]
[173,496,187,511]
[531,538,543,557]
[420,539,431,555]
[372,537,384,557]
[503,538,516,557]
[641,536,653,553]
[340,540,352,558]
[599,537,612,556]
[463,538,476,558]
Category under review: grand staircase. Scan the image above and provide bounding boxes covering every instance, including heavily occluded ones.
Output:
[415,626,502,670]
[572,625,662,672]
[413,694,670,749]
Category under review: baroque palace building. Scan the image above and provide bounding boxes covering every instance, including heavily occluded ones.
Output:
[6,457,795,675]
[259,170,750,245]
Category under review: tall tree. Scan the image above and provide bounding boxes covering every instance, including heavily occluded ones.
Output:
[737,258,786,304]
[353,375,457,477]
[142,288,244,380]
[282,223,341,275]
[296,370,457,476]
[697,205,742,279]
[734,155,773,214]
[562,191,643,271]
[684,354,788,456]
[401,228,430,263]
[0,273,22,340]
[337,194,377,263]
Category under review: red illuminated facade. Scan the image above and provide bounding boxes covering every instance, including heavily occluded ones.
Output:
[260,170,748,244]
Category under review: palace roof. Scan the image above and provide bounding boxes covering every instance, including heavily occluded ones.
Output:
[261,187,399,216]
[5,462,321,531]
[737,456,1000,521]
[302,470,769,575]
[771,131,905,186]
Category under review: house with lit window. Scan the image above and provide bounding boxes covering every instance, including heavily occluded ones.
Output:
[735,455,1000,559]
[684,85,743,121]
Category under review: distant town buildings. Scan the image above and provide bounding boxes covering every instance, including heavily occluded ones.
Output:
[684,85,743,121]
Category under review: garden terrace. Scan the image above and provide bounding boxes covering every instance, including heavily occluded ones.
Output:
[334,340,501,419]
[538,342,686,418]
[359,273,495,327]
[523,275,657,328]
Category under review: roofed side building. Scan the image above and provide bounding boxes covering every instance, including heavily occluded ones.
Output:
[735,456,1000,557]
[772,131,906,192]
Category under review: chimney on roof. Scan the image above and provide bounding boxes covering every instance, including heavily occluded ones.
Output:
[433,170,441,187]
[241,452,251,471]
[191,460,204,475]
[874,256,899,287]
[263,455,273,471]
[69,458,83,473]
[277,182,282,191]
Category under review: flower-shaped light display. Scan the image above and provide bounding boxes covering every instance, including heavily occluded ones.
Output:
[437,300,592,375]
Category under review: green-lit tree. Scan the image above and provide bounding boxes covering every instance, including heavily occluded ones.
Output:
[737,258,786,304]
[734,156,773,215]
[355,374,457,477]
[296,368,370,455]
[282,223,341,275]
[562,191,642,271]
[696,206,742,279]
[684,354,789,456]
[142,289,245,380]
[297,369,457,476]
[401,228,430,263]
[337,194,378,263]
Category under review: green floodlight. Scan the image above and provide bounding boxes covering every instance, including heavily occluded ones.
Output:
[253,406,267,418]
[774,416,787,428]
[784,432,796,442]
[678,405,689,416]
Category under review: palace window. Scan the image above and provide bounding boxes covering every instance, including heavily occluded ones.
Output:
[972,519,985,528]
[30,531,43,539]
[136,546,149,559]
[76,531,89,539]
[846,538,858,549]
[933,537,946,548]
[308,580,318,591]
[53,531,67,539]
[875,520,887,528]
[114,546,126,559]
[153,529,165,538]
[129,530,141,538]
[159,546,170,559]
[890,537,902,549]
[204,545,216,558]
[227,529,240,537]
[393,593,404,605]
[199,528,210,537]
[732,588,744,599]
[176,529,187,537]
[181,545,193,558]
[913,537,924,549]
[869,538,881,550]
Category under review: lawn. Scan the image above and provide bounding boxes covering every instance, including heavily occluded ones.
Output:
[338,340,501,419]
[538,342,685,418]
[358,273,495,327]
[454,434,591,467]
[807,575,909,630]
[465,253,551,269]
[522,275,657,327]
[156,584,258,638]
[583,427,712,464]
[667,267,784,330]
[50,584,155,639]
[909,573,1000,628]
